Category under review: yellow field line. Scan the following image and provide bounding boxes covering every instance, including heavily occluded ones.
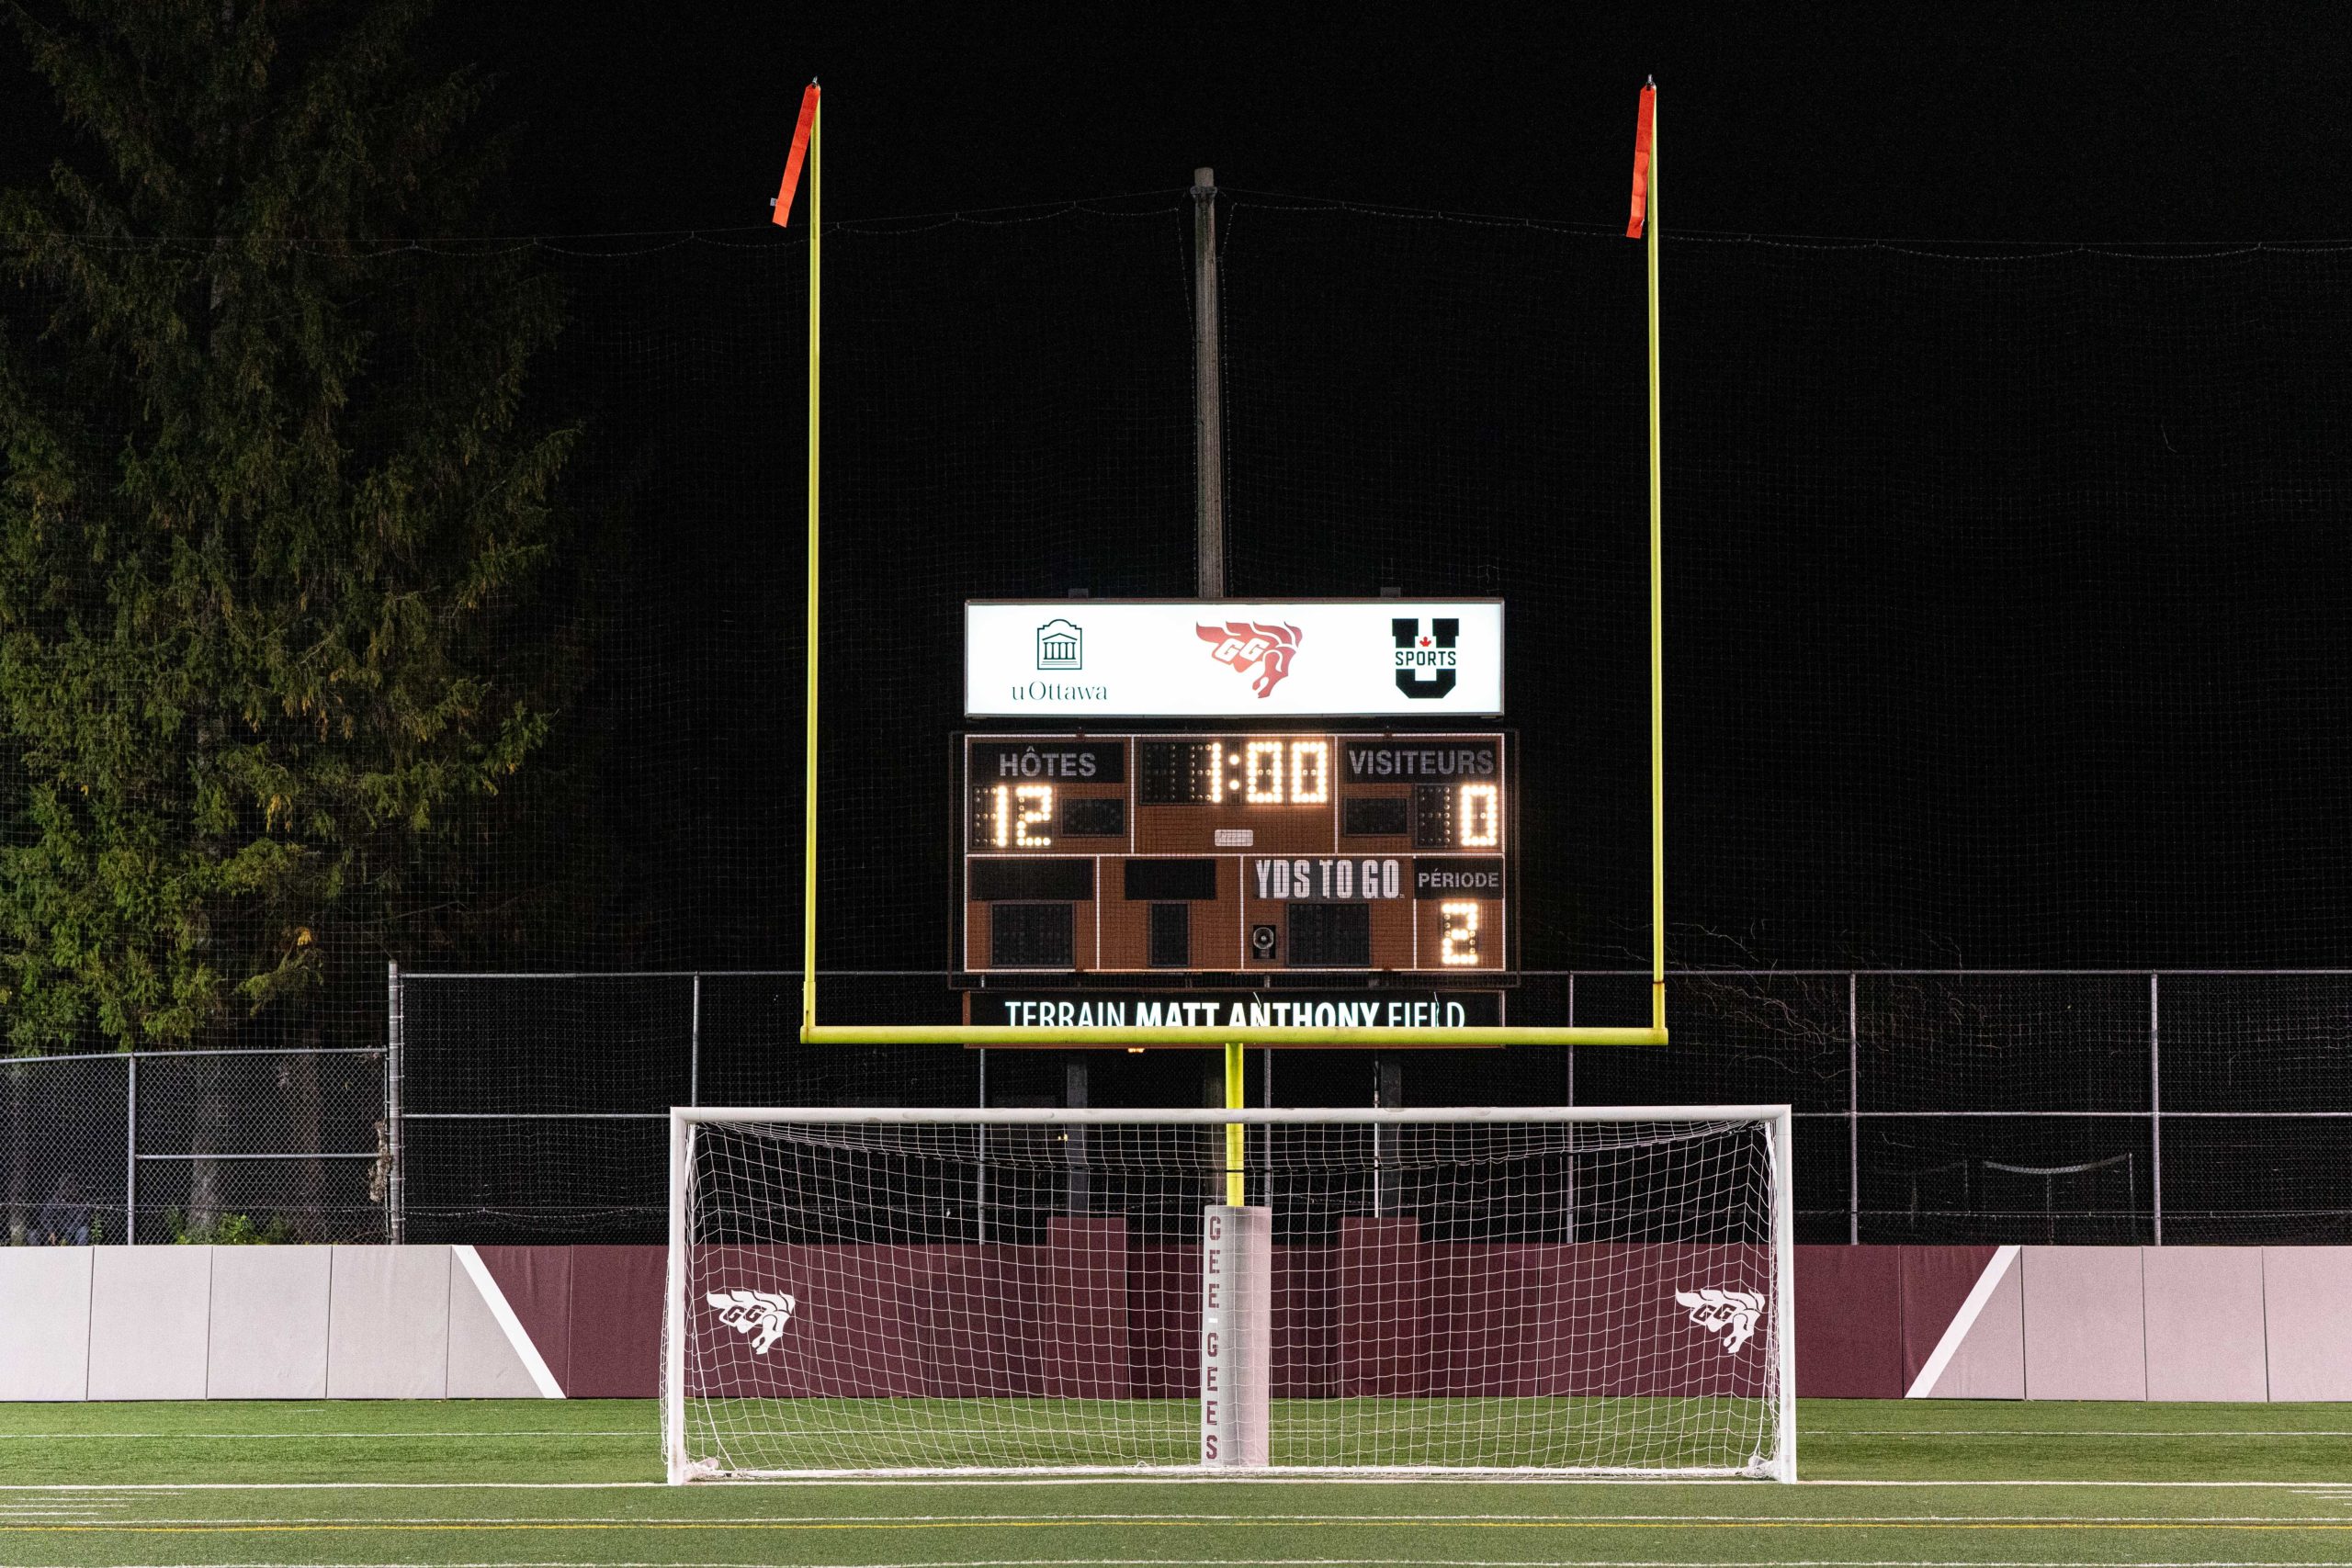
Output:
[8,1518,2352,1536]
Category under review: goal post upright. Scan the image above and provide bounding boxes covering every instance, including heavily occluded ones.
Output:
[662,1110,691,1484]
[1638,75,1667,1038]
[1771,1097,1798,1482]
[800,90,822,1043]
[795,126,1680,1051]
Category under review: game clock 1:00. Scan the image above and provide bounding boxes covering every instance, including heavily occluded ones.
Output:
[962,733,1510,976]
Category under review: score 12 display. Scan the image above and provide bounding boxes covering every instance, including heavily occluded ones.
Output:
[964,733,1509,976]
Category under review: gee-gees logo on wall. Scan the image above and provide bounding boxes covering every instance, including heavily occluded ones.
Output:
[1675,1288,1764,1354]
[1196,620,1304,698]
[707,1289,797,1354]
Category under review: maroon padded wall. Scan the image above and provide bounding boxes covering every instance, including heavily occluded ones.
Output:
[488,1238,1822,1400]
[567,1245,666,1397]
[1792,1245,1902,1397]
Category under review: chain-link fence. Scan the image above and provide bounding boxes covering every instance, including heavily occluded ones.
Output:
[390,967,2352,1248]
[10,970,2340,1248]
[3,1046,387,1246]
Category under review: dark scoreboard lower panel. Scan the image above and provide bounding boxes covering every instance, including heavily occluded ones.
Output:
[963,733,1511,977]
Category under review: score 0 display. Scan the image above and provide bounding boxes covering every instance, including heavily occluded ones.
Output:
[963,733,1509,975]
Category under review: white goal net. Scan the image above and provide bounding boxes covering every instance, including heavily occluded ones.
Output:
[664,1106,1792,1479]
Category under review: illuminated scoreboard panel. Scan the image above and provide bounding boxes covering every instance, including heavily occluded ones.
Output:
[962,733,1509,976]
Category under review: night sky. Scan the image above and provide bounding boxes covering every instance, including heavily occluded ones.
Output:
[8,8,2347,241]
[458,8,2352,241]
[7,6,2352,1230]
[6,6,2352,980]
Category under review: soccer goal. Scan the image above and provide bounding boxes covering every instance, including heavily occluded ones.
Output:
[664,1106,1792,1481]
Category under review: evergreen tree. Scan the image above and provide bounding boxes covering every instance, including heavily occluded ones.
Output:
[0,0,579,1049]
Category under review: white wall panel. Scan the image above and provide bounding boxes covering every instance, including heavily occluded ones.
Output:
[2263,1247,2352,1401]
[2021,1247,2146,1401]
[2143,1247,2267,1402]
[207,1246,331,1398]
[88,1247,211,1400]
[325,1246,449,1398]
[0,1248,93,1400]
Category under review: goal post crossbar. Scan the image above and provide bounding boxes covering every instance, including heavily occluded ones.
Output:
[801,1024,1669,1046]
[673,1104,1781,1126]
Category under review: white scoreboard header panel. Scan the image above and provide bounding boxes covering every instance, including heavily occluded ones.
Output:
[965,599,1504,718]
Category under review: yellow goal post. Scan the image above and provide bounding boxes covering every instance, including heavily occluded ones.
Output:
[792,85,1669,1051]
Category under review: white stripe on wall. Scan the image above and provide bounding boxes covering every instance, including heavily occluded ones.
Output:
[1905,1243,2020,1398]
[451,1245,565,1399]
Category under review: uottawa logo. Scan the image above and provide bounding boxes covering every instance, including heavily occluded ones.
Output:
[1675,1288,1764,1355]
[707,1289,797,1355]
[1196,620,1303,698]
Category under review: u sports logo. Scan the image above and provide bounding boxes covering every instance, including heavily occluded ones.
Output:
[1675,1288,1764,1355]
[1392,617,1459,699]
[1197,621,1303,698]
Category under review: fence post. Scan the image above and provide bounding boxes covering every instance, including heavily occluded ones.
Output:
[1565,974,1577,1243]
[386,961,404,1244]
[1565,973,1577,1107]
[689,973,702,1108]
[2150,972,2162,1247]
[124,1053,138,1246]
[1849,972,1860,1246]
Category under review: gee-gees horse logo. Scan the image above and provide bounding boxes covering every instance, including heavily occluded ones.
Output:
[707,1289,797,1355]
[1196,621,1304,698]
[1675,1288,1764,1355]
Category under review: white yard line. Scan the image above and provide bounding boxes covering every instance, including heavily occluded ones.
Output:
[0,1474,2344,1490]
[15,1512,2352,1526]
[1842,1429,2352,1438]
[4,1559,2343,1568]
[0,1430,647,1439]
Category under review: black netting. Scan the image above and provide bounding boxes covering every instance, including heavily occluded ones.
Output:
[7,202,2352,1247]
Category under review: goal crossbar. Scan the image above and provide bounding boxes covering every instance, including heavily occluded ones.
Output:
[673,1104,1778,1125]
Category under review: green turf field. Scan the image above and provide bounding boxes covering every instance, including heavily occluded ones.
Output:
[2,1398,2349,1567]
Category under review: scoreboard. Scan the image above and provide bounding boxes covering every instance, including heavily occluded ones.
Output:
[962,733,1510,976]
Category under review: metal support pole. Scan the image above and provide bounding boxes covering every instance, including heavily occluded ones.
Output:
[124,1054,137,1246]
[1192,166,1224,598]
[1225,1044,1246,1206]
[1566,974,1577,1106]
[386,961,404,1244]
[1195,165,1243,1207]
[2150,972,2162,1247]
[1566,975,1577,1243]
[976,1047,989,1245]
[1064,1054,1090,1213]
[1849,972,1860,1246]
[688,974,702,1108]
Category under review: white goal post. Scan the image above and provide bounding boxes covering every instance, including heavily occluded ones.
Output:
[664,1105,1794,1481]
